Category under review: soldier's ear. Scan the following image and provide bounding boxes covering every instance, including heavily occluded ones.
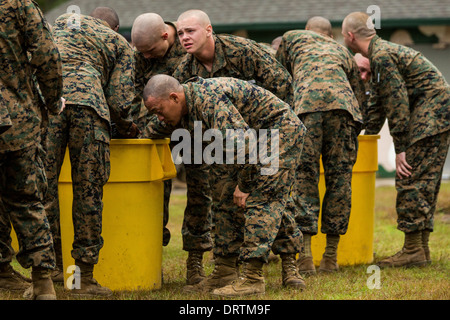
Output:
[169,92,180,102]
[206,24,213,37]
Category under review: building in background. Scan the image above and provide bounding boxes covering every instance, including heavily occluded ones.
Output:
[45,0,450,178]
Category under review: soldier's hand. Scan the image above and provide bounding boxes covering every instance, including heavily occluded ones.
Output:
[395,152,412,179]
[122,122,140,138]
[233,185,250,209]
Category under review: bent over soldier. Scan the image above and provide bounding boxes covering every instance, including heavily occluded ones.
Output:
[0,0,63,300]
[143,75,306,297]
[46,7,139,296]
[169,9,294,284]
[276,20,366,275]
[343,12,450,268]
[131,13,214,285]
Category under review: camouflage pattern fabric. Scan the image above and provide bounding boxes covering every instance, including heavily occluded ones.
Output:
[210,165,300,262]
[180,77,305,262]
[365,35,450,153]
[171,33,295,253]
[396,131,449,233]
[45,105,110,264]
[0,0,62,152]
[52,13,135,136]
[275,30,365,120]
[0,143,55,269]
[173,33,293,104]
[0,106,12,134]
[45,14,135,264]
[0,0,62,269]
[294,111,360,235]
[365,35,450,233]
[276,30,364,236]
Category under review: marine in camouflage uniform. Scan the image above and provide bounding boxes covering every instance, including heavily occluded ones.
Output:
[0,0,63,299]
[173,10,295,286]
[131,14,213,286]
[144,75,306,296]
[46,10,138,295]
[276,29,366,274]
[132,17,188,249]
[343,12,450,268]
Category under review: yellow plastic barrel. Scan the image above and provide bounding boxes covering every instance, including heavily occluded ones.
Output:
[311,135,379,266]
[59,138,176,291]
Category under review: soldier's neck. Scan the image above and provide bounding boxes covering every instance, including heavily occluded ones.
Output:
[195,37,215,72]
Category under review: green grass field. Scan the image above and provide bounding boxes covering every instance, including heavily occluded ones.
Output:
[1,181,449,301]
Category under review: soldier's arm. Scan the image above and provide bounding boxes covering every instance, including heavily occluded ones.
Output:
[130,51,149,122]
[24,0,63,114]
[247,42,293,103]
[140,114,178,139]
[274,36,292,75]
[105,41,136,135]
[363,91,386,135]
[374,56,410,153]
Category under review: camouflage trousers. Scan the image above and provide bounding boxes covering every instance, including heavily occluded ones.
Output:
[0,142,55,269]
[43,104,110,265]
[181,163,213,252]
[210,165,301,263]
[162,157,213,251]
[294,110,360,235]
[396,130,450,233]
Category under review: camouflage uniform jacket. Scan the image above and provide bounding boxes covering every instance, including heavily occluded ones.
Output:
[0,0,63,152]
[367,35,450,153]
[173,33,293,103]
[132,22,186,119]
[181,77,304,193]
[52,13,135,136]
[276,30,365,123]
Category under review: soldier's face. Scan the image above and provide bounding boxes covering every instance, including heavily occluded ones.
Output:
[145,95,183,126]
[177,17,212,54]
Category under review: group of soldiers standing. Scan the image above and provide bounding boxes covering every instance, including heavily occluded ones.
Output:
[0,0,448,300]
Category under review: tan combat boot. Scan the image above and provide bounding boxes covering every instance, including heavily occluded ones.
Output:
[0,263,31,291]
[281,254,306,290]
[377,231,427,268]
[24,267,56,300]
[186,251,206,285]
[69,260,112,297]
[297,233,316,276]
[421,230,431,264]
[318,234,340,273]
[211,259,265,297]
[183,255,238,293]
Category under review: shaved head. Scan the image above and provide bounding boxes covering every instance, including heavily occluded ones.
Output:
[90,7,119,30]
[143,74,183,101]
[143,75,187,126]
[132,13,167,47]
[306,16,333,37]
[342,12,376,39]
[177,9,211,27]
